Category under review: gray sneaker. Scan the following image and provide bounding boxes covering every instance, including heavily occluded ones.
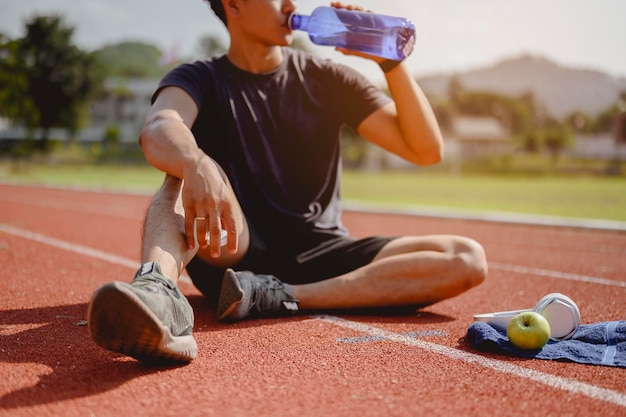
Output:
[217,269,299,322]
[87,262,197,363]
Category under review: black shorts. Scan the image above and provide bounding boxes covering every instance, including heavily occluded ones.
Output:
[186,234,394,305]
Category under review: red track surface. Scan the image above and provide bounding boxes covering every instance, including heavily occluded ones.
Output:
[1,183,625,417]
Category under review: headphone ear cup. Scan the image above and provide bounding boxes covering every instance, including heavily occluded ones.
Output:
[533,293,580,340]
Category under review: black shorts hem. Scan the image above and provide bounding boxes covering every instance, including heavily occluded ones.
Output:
[186,235,395,304]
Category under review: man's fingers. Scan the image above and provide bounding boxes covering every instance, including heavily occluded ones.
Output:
[184,212,196,250]
[220,215,238,255]
[208,211,226,257]
[195,216,210,249]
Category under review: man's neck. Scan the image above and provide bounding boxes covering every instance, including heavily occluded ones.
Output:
[227,44,284,74]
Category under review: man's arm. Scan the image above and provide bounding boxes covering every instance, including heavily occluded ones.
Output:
[139,86,239,255]
[140,86,202,178]
[329,2,444,166]
[356,62,444,166]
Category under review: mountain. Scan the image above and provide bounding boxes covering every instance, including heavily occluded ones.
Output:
[417,54,626,119]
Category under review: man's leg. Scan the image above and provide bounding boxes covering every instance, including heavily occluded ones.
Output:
[141,175,198,283]
[88,174,248,363]
[292,235,487,310]
[217,234,486,321]
[143,174,250,282]
[87,176,199,363]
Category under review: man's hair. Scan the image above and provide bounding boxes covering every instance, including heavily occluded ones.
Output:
[205,0,227,25]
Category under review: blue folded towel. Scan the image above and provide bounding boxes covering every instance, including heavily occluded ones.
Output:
[466,320,626,368]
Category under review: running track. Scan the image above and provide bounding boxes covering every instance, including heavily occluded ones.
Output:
[1,183,625,417]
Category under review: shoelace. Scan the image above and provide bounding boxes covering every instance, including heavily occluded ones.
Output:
[133,274,173,289]
[131,273,191,333]
[249,275,285,314]
[132,274,183,301]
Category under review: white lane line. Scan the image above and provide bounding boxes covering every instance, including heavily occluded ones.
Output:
[1,223,623,289]
[0,194,141,220]
[2,223,624,291]
[0,223,192,283]
[490,262,626,288]
[314,315,626,408]
[0,223,138,268]
[2,222,624,407]
[5,222,623,290]
[4,185,626,289]
[345,203,626,232]
[4,182,626,232]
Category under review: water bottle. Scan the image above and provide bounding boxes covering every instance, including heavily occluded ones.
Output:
[287,6,416,61]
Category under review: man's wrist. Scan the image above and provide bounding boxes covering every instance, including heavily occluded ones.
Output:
[379,59,402,74]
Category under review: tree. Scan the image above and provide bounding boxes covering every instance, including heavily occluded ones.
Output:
[591,91,626,134]
[448,75,465,109]
[197,35,228,58]
[0,33,38,130]
[565,111,592,133]
[92,41,165,78]
[445,77,536,136]
[430,100,454,132]
[13,15,102,150]
[543,125,572,162]
[195,33,312,59]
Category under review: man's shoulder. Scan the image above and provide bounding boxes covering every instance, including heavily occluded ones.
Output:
[161,55,229,90]
[155,55,227,106]
[171,55,226,77]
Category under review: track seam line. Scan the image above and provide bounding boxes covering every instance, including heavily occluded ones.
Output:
[344,202,626,232]
[0,194,142,220]
[0,223,139,269]
[313,315,626,408]
[0,223,193,283]
[490,262,626,288]
[2,223,623,289]
[4,182,626,232]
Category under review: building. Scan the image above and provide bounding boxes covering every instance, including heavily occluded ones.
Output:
[447,116,511,158]
[570,133,626,160]
[85,78,158,143]
[0,78,158,146]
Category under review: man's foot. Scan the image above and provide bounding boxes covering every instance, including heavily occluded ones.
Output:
[217,269,299,322]
[87,262,197,364]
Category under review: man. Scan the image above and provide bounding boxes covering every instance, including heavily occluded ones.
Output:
[87,0,487,364]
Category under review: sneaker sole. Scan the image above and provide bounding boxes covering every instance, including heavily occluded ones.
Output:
[87,282,197,364]
[217,269,244,321]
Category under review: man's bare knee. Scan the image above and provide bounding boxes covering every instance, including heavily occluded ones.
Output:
[455,237,488,289]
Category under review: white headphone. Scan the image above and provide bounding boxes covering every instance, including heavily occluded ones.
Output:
[474,293,580,340]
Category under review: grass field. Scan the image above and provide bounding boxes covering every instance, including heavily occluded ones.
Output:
[1,161,625,222]
[342,171,626,222]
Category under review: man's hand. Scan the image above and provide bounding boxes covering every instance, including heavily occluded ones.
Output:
[329,2,386,64]
[181,155,238,258]
[330,1,368,12]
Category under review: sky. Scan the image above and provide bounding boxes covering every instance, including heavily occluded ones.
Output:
[3,0,626,84]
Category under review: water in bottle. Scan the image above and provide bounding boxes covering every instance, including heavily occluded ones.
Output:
[287,6,416,61]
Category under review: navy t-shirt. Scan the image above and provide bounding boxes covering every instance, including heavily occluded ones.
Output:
[153,48,390,254]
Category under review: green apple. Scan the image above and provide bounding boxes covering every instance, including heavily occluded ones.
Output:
[507,311,551,350]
